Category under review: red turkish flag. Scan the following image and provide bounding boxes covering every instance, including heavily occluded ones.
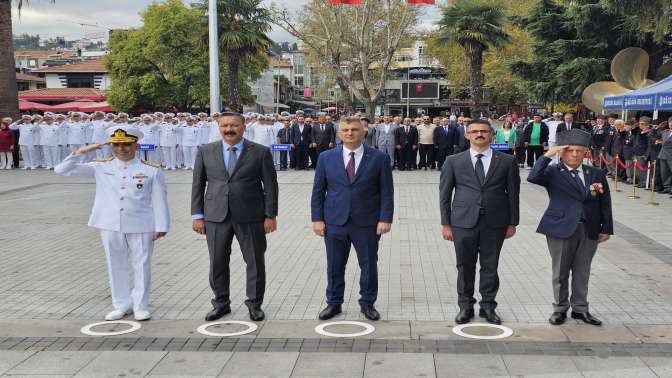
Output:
[407,0,435,4]
[303,87,312,97]
[329,0,364,4]
[415,84,424,93]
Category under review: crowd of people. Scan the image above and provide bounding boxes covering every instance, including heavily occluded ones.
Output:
[2,109,672,198]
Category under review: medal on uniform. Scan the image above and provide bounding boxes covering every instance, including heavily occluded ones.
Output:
[137,182,143,189]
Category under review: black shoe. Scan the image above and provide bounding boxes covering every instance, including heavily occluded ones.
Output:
[205,305,231,321]
[245,302,265,321]
[455,308,474,324]
[478,309,502,325]
[571,311,602,326]
[318,304,342,320]
[548,312,567,325]
[360,304,380,321]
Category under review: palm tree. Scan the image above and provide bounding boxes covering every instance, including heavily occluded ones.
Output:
[197,0,272,112]
[435,0,509,107]
[0,0,54,119]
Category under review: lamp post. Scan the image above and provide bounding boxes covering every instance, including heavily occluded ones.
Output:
[208,0,221,113]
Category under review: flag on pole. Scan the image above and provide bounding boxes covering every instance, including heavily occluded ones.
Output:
[407,0,435,4]
[328,0,364,4]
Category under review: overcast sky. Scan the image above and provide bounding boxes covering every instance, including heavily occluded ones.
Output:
[11,0,440,44]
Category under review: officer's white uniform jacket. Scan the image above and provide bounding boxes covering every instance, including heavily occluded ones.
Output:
[10,122,40,146]
[91,120,110,144]
[58,122,69,146]
[54,154,170,233]
[138,123,161,146]
[180,125,201,147]
[67,121,90,145]
[40,123,62,146]
[159,123,179,147]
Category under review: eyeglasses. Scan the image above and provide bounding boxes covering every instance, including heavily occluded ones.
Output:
[467,130,491,135]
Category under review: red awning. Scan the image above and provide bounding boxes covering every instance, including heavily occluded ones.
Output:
[49,101,100,112]
[18,99,54,112]
[79,101,114,112]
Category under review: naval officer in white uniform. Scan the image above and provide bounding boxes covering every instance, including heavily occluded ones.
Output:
[55,126,170,321]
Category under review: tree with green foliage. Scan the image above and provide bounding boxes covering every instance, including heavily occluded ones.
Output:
[274,0,420,118]
[510,0,672,105]
[194,0,273,113]
[106,0,268,112]
[434,0,509,107]
[106,0,208,112]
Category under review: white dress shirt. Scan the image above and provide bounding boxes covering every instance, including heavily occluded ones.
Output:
[343,144,364,174]
[469,148,493,176]
[565,163,586,186]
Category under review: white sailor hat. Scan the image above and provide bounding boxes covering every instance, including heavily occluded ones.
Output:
[55,114,66,119]
[142,114,153,120]
[118,112,129,118]
[105,125,144,143]
[43,112,55,119]
[21,114,33,120]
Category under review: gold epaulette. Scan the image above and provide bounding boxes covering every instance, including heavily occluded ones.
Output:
[142,160,161,168]
[94,157,114,162]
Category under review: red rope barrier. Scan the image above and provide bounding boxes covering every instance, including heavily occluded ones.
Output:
[615,157,632,169]
[633,160,649,173]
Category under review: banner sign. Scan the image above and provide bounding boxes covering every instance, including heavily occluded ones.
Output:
[490,143,510,151]
[272,144,292,151]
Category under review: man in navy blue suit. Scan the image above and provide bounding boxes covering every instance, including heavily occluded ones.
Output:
[311,116,394,321]
[528,129,613,326]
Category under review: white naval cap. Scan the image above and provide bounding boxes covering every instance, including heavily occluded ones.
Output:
[105,125,144,143]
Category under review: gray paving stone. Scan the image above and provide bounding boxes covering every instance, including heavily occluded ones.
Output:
[561,324,640,343]
[147,351,232,377]
[6,351,99,376]
[73,351,166,377]
[291,352,365,377]
[434,353,508,378]
[502,354,582,377]
[572,356,657,377]
[0,352,35,375]
[363,352,435,378]
[218,352,299,377]
[641,356,672,377]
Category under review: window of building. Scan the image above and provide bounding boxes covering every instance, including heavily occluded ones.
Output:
[66,74,95,88]
[294,76,304,87]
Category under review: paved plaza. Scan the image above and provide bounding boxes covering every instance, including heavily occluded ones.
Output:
[1,168,672,377]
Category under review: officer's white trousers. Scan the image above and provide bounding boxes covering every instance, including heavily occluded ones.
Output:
[60,145,69,162]
[43,146,60,168]
[99,230,154,311]
[19,145,39,168]
[182,146,197,169]
[161,146,176,169]
[176,146,184,167]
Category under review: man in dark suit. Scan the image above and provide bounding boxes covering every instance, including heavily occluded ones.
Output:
[291,116,312,170]
[556,113,588,134]
[528,129,613,326]
[311,116,394,321]
[310,114,336,164]
[191,112,279,322]
[394,117,418,170]
[440,119,520,325]
[433,118,459,169]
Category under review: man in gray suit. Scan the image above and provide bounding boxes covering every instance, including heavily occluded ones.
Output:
[376,115,399,168]
[440,119,520,325]
[191,112,279,322]
[658,121,672,194]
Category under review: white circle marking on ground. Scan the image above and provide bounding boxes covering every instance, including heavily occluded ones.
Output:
[452,323,514,340]
[315,321,375,338]
[80,321,142,337]
[196,321,258,337]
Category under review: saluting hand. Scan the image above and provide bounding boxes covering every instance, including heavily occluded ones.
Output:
[76,142,108,155]
[544,145,568,157]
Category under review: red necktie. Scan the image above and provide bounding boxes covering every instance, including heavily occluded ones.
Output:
[346,152,355,183]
